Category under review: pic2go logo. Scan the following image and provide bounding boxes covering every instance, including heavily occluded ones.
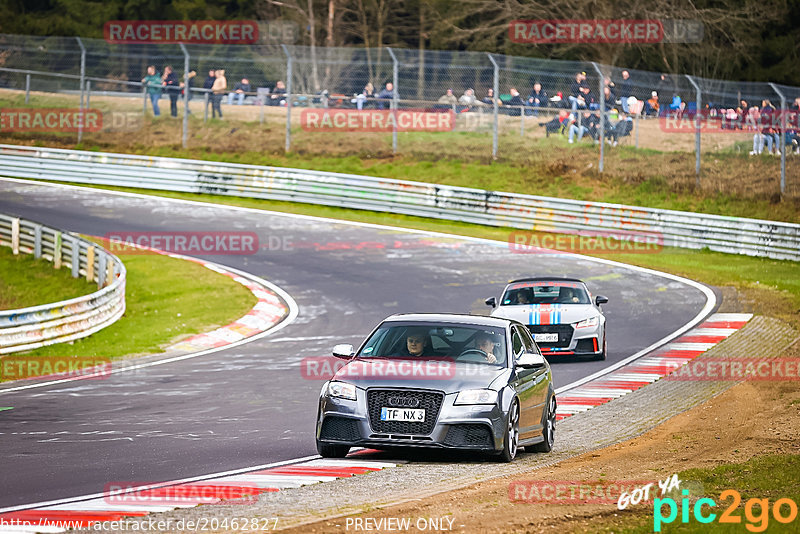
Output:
[654,489,798,532]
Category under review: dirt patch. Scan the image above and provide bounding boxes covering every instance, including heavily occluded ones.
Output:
[281,339,800,534]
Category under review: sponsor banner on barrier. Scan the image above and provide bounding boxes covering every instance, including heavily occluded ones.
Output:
[508,230,663,255]
[103,482,260,505]
[103,232,259,256]
[104,20,259,44]
[661,110,800,134]
[663,358,800,381]
[509,480,651,505]
[0,356,112,380]
[300,109,456,132]
[0,108,102,132]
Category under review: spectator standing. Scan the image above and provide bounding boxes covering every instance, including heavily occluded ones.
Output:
[211,69,226,118]
[526,82,548,116]
[162,65,181,117]
[227,78,252,105]
[141,65,162,116]
[618,70,633,112]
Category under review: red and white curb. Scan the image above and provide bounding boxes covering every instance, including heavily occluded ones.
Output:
[0,457,396,533]
[555,313,753,420]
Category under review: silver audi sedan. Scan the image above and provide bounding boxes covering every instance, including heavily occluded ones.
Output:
[315,314,556,462]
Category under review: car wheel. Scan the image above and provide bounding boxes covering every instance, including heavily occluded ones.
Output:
[316,440,350,458]
[497,400,520,462]
[531,394,556,453]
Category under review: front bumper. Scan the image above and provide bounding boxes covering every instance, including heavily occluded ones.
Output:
[316,388,506,451]
[528,324,602,356]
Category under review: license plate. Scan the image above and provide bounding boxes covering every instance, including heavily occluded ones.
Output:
[534,333,559,343]
[380,407,425,422]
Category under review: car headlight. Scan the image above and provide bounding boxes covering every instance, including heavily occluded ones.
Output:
[327,381,357,401]
[454,389,498,405]
[575,316,599,329]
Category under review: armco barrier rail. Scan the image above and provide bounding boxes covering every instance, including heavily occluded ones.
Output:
[0,213,126,354]
[0,144,797,261]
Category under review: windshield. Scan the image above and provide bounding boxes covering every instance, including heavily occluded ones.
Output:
[357,322,507,366]
[502,281,590,305]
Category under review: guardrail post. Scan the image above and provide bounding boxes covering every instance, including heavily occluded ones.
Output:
[98,253,107,288]
[11,218,19,255]
[179,43,190,149]
[591,62,604,173]
[685,75,702,185]
[86,245,95,282]
[387,47,399,154]
[54,232,62,269]
[33,224,42,258]
[76,37,86,144]
[71,237,80,278]
[769,83,787,195]
[281,44,293,153]
[25,74,30,104]
[487,54,499,159]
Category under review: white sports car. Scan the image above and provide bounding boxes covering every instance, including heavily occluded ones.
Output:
[486,277,608,360]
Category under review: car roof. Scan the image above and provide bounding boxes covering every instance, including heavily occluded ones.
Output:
[507,277,587,285]
[383,313,513,328]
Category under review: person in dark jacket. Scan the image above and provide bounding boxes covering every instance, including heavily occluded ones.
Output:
[162,65,181,117]
[527,82,548,116]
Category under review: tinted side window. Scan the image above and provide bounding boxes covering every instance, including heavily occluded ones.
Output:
[511,327,524,356]
[518,326,540,354]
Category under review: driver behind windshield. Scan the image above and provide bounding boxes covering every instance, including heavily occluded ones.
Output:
[400,327,435,357]
[474,332,499,363]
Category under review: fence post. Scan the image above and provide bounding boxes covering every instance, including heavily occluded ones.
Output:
[281,44,293,153]
[487,53,499,159]
[769,83,787,195]
[591,62,604,173]
[86,80,91,108]
[25,73,30,104]
[76,37,86,144]
[179,43,190,149]
[685,75,702,185]
[387,47,399,154]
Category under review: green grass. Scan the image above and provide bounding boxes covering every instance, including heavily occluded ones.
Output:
[610,454,800,533]
[1,251,257,380]
[0,245,94,309]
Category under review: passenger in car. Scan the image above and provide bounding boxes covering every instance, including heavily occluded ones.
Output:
[400,328,436,357]
[517,291,531,304]
[560,287,581,303]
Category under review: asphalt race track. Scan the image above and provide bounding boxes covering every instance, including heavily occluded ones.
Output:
[0,179,712,508]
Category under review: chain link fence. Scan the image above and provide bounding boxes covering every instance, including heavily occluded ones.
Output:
[0,33,797,197]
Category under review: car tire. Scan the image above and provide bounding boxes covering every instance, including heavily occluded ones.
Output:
[530,394,556,453]
[497,400,520,462]
[316,440,350,458]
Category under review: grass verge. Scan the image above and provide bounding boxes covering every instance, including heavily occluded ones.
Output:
[23,180,800,329]
[0,245,94,309]
[0,249,257,381]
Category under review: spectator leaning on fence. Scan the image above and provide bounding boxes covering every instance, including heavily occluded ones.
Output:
[482,88,500,107]
[228,78,252,105]
[376,82,394,109]
[438,88,458,106]
[458,88,477,110]
[162,65,181,117]
[141,65,162,117]
[211,69,227,119]
[355,82,374,110]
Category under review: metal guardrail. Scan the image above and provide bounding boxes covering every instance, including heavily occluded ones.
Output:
[0,212,126,354]
[0,144,797,261]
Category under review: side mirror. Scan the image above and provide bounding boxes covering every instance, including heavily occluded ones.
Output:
[595,295,609,306]
[485,296,497,308]
[516,352,546,369]
[332,344,354,359]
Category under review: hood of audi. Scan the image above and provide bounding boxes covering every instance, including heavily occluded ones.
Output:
[491,303,598,326]
[332,357,510,394]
